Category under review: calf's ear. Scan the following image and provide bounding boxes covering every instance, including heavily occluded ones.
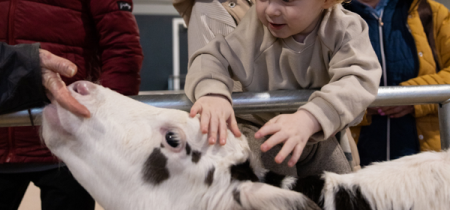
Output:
[233,182,321,210]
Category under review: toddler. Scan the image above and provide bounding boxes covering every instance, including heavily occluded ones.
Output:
[185,0,381,175]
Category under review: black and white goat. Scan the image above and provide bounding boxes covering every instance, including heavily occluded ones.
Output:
[42,81,450,210]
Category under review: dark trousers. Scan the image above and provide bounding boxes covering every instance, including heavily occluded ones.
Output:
[0,166,95,210]
[358,115,420,166]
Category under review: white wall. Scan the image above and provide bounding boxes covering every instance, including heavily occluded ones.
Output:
[134,0,178,15]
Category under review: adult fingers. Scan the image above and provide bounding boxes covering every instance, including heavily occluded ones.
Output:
[378,106,394,111]
[39,49,77,78]
[260,131,286,153]
[288,144,304,167]
[376,106,394,116]
[51,88,90,118]
[382,106,403,116]
[390,106,414,118]
[366,107,379,115]
[389,110,408,118]
[42,69,90,117]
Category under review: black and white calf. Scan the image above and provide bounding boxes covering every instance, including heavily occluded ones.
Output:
[42,81,450,210]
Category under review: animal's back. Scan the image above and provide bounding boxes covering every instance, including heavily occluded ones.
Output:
[322,150,450,210]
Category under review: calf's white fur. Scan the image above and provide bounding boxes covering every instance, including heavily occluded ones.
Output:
[42,81,450,210]
[42,81,318,210]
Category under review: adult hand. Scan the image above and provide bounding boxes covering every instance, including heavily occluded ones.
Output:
[366,107,379,115]
[39,49,90,118]
[378,106,414,118]
[368,106,414,118]
[189,94,241,145]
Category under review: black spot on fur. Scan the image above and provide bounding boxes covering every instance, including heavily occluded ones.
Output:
[142,148,170,185]
[334,186,372,210]
[192,150,201,163]
[263,171,286,187]
[232,188,242,206]
[291,175,325,207]
[230,160,259,182]
[160,143,164,148]
[205,167,215,186]
[185,143,191,155]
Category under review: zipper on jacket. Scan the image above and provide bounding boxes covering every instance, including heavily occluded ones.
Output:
[372,11,391,161]
[6,128,13,163]
[6,0,17,161]
[7,0,17,44]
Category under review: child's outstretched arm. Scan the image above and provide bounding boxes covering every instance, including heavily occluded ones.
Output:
[255,110,321,167]
[190,94,241,145]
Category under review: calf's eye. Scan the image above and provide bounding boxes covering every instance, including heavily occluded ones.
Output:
[165,131,180,148]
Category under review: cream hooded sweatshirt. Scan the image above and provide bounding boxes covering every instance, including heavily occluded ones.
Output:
[185,4,381,141]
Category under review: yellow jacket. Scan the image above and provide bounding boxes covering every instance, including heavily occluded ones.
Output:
[351,0,450,152]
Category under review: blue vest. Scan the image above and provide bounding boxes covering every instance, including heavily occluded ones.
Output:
[344,0,420,166]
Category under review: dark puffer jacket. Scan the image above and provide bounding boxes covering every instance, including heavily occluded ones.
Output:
[0,0,143,164]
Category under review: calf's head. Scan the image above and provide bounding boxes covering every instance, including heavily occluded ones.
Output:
[42,81,319,210]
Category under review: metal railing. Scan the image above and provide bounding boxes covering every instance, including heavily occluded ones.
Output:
[1,85,450,149]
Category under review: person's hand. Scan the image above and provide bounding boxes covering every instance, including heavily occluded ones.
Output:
[255,110,321,167]
[368,106,414,118]
[189,94,241,145]
[378,106,414,118]
[366,107,379,116]
[39,49,90,118]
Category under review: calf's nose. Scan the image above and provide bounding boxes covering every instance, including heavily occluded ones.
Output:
[70,81,96,96]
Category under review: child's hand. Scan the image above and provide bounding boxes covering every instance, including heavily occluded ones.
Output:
[190,94,241,145]
[255,110,321,167]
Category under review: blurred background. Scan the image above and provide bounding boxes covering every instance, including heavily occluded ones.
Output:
[134,0,450,92]
[18,0,450,209]
[133,0,189,92]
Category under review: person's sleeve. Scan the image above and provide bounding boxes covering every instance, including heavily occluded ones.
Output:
[299,16,382,141]
[173,0,194,26]
[90,0,143,96]
[186,0,237,58]
[185,7,268,102]
[0,42,49,115]
[400,7,450,118]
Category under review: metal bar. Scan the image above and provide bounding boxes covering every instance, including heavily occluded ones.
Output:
[133,89,317,114]
[2,85,450,128]
[438,99,450,150]
[0,109,43,128]
[371,85,450,107]
[172,18,185,91]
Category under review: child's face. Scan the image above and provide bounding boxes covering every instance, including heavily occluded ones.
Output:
[256,0,334,41]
